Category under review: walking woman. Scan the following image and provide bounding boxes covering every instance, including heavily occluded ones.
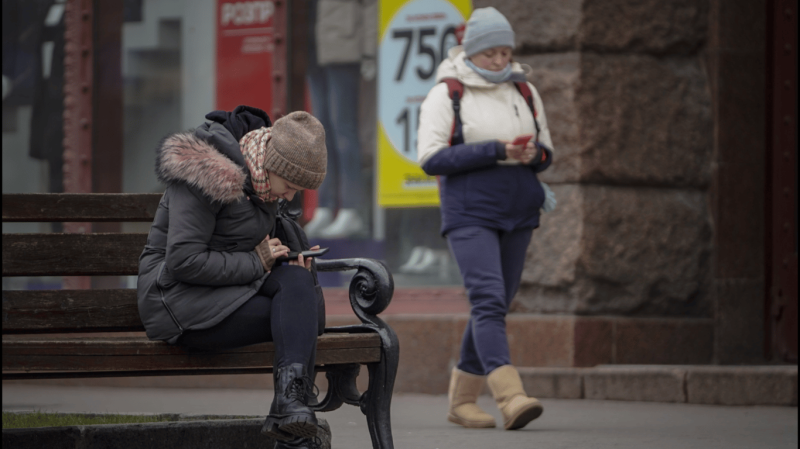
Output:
[137,106,328,448]
[418,8,555,430]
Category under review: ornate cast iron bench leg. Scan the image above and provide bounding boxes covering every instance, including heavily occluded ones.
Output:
[316,258,399,449]
[313,364,362,411]
[362,320,399,449]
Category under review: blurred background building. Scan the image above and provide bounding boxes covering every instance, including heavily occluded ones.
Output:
[1,0,796,394]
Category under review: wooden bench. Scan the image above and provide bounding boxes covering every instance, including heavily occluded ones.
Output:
[2,193,399,449]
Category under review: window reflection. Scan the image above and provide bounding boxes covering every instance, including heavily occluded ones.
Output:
[1,0,463,289]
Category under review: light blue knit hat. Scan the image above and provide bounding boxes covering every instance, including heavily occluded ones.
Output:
[463,7,515,57]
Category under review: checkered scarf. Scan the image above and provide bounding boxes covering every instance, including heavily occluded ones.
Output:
[239,127,272,201]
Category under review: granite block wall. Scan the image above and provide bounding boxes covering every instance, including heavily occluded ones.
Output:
[474,0,715,318]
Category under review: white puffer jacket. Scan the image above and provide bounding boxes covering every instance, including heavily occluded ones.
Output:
[418,46,556,219]
[417,46,554,167]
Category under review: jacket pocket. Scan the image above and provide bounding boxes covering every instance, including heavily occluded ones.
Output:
[465,167,515,214]
[156,262,179,289]
[156,262,184,333]
[515,170,546,215]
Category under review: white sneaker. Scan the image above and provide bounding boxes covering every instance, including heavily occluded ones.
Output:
[304,207,334,238]
[404,247,438,274]
[318,209,365,239]
[399,246,426,273]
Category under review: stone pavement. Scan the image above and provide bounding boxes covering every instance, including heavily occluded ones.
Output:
[3,383,797,449]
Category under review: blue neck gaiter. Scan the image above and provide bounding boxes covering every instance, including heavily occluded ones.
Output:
[464,58,516,83]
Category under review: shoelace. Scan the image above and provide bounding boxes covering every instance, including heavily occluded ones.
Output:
[309,381,320,401]
[285,375,315,401]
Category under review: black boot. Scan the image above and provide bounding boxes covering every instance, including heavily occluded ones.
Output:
[274,437,324,449]
[262,363,318,441]
[273,417,331,449]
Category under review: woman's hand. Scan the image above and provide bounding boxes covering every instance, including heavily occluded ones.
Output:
[526,141,548,165]
[504,141,542,165]
[502,140,526,162]
[255,237,290,272]
[288,245,320,271]
[520,141,539,164]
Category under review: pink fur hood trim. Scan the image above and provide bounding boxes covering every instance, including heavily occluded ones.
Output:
[156,131,246,204]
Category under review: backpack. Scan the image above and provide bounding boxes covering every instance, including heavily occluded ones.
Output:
[440,78,540,146]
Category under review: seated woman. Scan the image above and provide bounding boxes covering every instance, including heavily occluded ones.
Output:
[137,106,328,448]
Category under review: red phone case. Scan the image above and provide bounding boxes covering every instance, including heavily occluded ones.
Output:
[512,134,533,146]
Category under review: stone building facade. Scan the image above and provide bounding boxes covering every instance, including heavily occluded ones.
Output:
[476,0,779,364]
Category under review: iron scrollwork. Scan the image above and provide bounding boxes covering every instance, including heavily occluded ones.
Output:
[315,258,400,449]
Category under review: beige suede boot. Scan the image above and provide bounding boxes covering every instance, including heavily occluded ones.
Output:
[447,367,496,428]
[487,365,543,430]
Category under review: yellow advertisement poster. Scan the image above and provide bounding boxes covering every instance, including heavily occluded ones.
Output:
[377,0,471,207]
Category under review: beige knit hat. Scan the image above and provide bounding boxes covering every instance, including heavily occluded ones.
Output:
[264,111,327,190]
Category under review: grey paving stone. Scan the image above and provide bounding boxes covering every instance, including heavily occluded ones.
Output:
[686,365,798,406]
[583,366,687,403]
[519,367,584,399]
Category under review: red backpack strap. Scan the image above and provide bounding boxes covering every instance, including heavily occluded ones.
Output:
[442,78,465,145]
[442,78,464,100]
[513,81,535,116]
[514,81,541,138]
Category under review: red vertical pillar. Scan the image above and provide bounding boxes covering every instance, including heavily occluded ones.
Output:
[271,0,288,119]
[62,0,94,290]
[767,0,798,362]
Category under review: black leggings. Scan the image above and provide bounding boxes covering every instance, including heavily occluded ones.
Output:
[178,265,319,369]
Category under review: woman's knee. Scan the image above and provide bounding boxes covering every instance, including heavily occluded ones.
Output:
[471,301,508,323]
[469,285,509,321]
[468,282,506,304]
[267,265,317,297]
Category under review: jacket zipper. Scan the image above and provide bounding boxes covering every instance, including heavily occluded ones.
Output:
[156,262,184,334]
[512,87,524,136]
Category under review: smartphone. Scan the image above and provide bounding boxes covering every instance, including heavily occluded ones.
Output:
[275,247,330,263]
[512,134,534,146]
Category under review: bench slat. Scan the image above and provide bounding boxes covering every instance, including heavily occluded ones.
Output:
[3,233,146,276]
[2,290,366,336]
[2,369,277,380]
[2,334,382,375]
[3,349,381,373]
[2,193,161,222]
[3,333,381,354]
[2,289,144,334]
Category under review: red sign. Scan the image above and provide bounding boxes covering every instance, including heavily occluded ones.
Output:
[216,0,275,111]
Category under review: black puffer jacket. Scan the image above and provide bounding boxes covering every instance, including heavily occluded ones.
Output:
[137,106,315,343]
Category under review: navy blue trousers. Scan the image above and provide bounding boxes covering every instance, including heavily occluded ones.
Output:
[447,226,533,376]
[177,265,319,370]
